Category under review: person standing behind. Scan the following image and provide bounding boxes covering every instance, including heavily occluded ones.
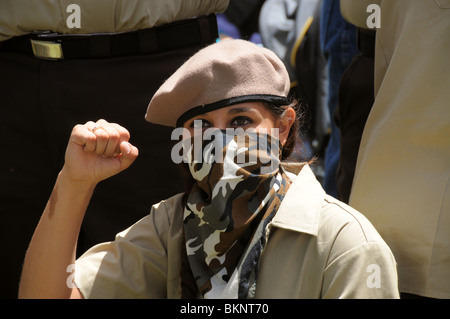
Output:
[335,1,377,204]
[319,0,359,198]
[345,0,450,298]
[0,0,228,298]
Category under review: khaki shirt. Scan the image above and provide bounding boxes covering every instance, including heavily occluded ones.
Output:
[75,165,399,299]
[345,1,450,298]
[0,0,229,42]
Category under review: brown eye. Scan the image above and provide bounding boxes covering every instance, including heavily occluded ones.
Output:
[190,119,210,129]
[231,117,252,127]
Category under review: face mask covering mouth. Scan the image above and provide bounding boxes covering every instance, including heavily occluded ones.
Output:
[182,128,291,298]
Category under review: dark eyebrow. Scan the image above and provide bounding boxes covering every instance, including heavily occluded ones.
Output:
[226,107,256,114]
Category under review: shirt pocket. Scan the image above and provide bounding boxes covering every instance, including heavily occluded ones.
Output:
[435,0,450,8]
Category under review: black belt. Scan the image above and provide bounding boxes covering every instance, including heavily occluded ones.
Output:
[0,14,218,60]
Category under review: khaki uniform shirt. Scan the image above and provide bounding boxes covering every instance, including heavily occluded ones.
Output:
[75,165,399,299]
[0,0,229,42]
[342,0,450,298]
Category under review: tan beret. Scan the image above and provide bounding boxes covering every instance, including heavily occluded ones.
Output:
[145,39,291,127]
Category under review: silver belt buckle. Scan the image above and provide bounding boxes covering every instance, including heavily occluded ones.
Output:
[30,39,64,60]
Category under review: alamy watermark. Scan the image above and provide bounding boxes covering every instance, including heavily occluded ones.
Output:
[366,4,381,29]
[170,121,281,172]
[64,3,381,31]
[366,264,381,288]
[66,262,384,290]
[66,263,76,288]
[66,4,81,29]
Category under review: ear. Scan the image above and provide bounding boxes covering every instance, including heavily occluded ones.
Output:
[277,107,296,146]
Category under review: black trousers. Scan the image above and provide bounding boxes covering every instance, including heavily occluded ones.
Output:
[0,41,208,298]
[335,52,375,204]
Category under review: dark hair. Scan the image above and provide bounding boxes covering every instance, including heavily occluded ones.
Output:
[263,98,304,160]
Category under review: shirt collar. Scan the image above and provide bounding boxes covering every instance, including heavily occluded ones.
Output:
[269,163,324,236]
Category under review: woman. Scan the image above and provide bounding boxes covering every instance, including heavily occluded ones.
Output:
[19,40,399,299]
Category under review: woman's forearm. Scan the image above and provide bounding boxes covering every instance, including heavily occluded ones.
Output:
[19,120,138,298]
[18,168,97,299]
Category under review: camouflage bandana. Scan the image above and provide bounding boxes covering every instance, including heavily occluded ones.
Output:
[182,129,290,298]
